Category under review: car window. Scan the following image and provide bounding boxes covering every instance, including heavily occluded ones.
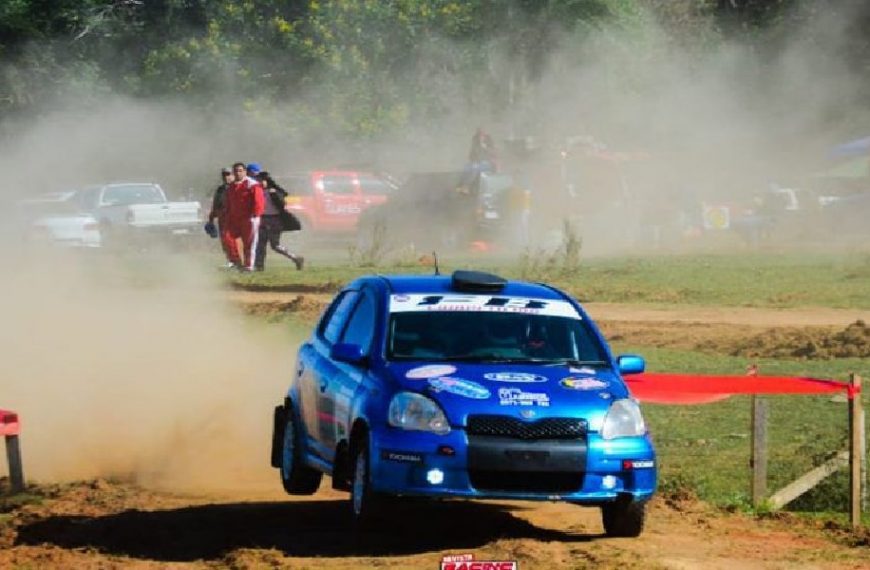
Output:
[388,310,608,363]
[340,292,377,353]
[322,175,356,195]
[320,291,359,344]
[358,175,394,196]
[102,185,164,206]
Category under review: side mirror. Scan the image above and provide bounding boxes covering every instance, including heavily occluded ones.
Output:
[617,354,645,375]
[331,343,367,366]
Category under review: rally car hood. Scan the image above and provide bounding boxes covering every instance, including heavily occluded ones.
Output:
[385,362,631,430]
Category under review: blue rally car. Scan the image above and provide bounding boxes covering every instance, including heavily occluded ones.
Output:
[271,270,656,536]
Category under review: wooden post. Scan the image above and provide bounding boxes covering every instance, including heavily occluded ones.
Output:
[751,395,768,507]
[861,404,866,513]
[4,435,24,493]
[849,374,863,527]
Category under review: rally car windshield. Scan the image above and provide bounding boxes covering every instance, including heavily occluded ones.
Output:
[387,310,609,364]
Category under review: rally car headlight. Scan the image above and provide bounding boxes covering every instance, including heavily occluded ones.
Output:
[388,392,450,435]
[601,399,646,440]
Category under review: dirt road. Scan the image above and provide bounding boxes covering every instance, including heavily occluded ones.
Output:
[2,480,868,569]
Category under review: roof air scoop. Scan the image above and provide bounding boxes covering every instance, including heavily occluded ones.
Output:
[451,270,507,292]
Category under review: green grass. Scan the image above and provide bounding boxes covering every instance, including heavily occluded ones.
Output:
[226,251,870,309]
[615,344,869,510]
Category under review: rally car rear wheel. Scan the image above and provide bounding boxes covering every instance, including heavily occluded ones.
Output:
[601,498,645,537]
[280,408,322,495]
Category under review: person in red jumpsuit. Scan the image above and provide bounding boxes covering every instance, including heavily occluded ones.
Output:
[221,162,265,271]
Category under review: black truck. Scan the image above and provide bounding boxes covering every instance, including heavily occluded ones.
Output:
[356,170,523,251]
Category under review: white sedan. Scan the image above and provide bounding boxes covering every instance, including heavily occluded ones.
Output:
[17,192,102,248]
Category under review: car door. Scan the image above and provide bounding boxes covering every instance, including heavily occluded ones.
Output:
[303,290,359,461]
[324,289,378,452]
[315,173,362,231]
[357,174,395,212]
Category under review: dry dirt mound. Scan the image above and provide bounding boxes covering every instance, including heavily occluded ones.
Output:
[726,320,870,359]
[599,320,870,360]
[239,295,328,321]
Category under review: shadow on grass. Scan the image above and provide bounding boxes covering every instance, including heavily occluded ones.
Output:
[16,498,599,561]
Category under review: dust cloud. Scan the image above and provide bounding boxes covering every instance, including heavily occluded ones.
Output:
[1,4,867,255]
[0,247,302,492]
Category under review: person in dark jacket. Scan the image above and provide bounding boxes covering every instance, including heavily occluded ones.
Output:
[206,167,235,266]
[254,171,304,271]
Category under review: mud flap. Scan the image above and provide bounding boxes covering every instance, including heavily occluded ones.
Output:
[270,405,285,468]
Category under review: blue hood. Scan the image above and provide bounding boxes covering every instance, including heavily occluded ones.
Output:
[384,362,629,430]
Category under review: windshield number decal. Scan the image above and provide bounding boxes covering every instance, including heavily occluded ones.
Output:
[390,294,580,319]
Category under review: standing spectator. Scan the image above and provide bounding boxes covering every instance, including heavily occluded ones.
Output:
[507,182,532,247]
[221,162,265,271]
[459,127,497,191]
[253,171,304,271]
[468,127,497,171]
[207,167,235,267]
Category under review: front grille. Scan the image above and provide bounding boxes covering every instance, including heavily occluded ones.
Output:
[469,470,584,493]
[466,415,587,440]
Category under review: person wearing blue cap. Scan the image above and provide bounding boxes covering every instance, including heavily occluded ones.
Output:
[247,163,263,178]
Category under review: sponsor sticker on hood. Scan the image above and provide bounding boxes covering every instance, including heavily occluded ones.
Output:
[428,377,491,399]
[560,377,609,391]
[569,366,597,375]
[483,372,547,383]
[498,387,550,407]
[406,364,457,379]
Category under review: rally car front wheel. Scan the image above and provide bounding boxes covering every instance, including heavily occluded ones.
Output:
[350,437,384,525]
[279,406,322,495]
[601,498,646,537]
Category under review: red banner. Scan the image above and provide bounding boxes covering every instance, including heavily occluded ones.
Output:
[625,373,853,405]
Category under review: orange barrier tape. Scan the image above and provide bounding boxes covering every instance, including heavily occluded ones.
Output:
[625,373,849,405]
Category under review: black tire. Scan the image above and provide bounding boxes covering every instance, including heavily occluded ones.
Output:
[279,405,322,495]
[601,499,646,537]
[349,436,380,525]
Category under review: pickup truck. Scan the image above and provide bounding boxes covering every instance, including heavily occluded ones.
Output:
[70,183,202,246]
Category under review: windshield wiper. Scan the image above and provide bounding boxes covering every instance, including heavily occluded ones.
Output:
[542,359,609,367]
[442,354,523,363]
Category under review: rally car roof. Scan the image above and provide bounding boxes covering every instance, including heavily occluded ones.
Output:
[362,273,569,301]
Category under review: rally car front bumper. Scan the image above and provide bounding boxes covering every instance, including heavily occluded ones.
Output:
[368,426,656,504]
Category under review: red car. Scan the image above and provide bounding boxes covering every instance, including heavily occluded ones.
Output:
[276,171,397,235]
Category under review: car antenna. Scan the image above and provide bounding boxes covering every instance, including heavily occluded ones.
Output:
[433,251,440,275]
